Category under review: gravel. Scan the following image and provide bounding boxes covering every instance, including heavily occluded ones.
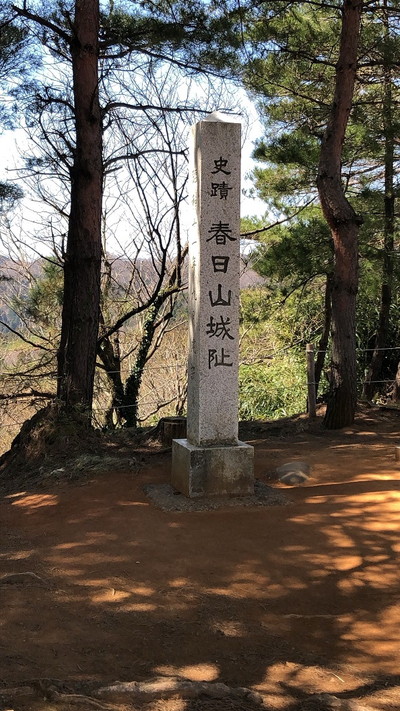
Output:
[143,480,291,512]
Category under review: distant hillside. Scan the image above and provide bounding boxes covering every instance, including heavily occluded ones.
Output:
[239,262,265,289]
[0,254,265,334]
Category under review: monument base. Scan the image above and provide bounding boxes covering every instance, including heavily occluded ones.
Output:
[171,438,254,498]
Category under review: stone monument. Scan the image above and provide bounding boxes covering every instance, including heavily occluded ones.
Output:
[171,114,254,497]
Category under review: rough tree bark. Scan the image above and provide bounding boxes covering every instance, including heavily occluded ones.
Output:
[56,0,103,417]
[317,0,363,429]
[362,0,394,401]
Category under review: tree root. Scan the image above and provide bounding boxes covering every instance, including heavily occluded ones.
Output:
[94,676,265,705]
[2,676,266,708]
[0,571,47,585]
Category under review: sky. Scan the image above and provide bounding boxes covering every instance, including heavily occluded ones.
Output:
[0,93,267,258]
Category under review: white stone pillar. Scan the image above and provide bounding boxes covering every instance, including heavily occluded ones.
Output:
[171,114,254,498]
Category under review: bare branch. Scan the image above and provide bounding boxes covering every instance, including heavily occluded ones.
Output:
[0,321,54,352]
[11,4,71,44]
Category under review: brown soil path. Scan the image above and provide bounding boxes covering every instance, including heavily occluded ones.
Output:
[1,409,400,710]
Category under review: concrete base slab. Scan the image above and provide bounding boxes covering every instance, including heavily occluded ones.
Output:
[171,438,254,498]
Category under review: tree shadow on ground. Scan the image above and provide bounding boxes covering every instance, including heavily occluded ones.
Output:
[1,415,400,709]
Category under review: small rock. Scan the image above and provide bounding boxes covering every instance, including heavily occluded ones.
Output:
[276,460,310,486]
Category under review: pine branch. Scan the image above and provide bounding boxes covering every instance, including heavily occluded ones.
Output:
[11,4,71,44]
[240,199,315,238]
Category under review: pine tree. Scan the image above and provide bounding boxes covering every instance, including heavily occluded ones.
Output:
[242,0,400,425]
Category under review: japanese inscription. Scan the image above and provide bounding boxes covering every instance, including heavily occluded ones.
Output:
[206,153,237,369]
[212,256,230,273]
[211,156,231,175]
[208,348,233,368]
[209,284,232,307]
[207,222,235,245]
[206,316,234,340]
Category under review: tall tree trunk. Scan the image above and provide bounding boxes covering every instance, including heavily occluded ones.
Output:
[317,0,363,429]
[57,0,102,417]
[362,1,394,401]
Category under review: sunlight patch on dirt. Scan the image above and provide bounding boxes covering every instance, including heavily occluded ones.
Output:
[257,661,350,696]
[353,471,400,480]
[91,589,131,603]
[8,493,59,509]
[117,500,149,507]
[154,663,220,681]
[120,602,157,611]
[341,606,400,672]
[0,549,33,560]
[169,578,191,588]
[147,700,187,711]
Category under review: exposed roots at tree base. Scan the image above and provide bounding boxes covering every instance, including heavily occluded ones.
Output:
[0,677,266,710]
[0,677,379,710]
[0,403,105,488]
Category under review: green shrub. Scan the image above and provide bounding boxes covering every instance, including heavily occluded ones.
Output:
[239,353,306,420]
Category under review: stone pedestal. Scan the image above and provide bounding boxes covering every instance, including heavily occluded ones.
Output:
[172,439,254,498]
[171,114,254,498]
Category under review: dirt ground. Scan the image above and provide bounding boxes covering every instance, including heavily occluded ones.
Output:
[1,407,400,711]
